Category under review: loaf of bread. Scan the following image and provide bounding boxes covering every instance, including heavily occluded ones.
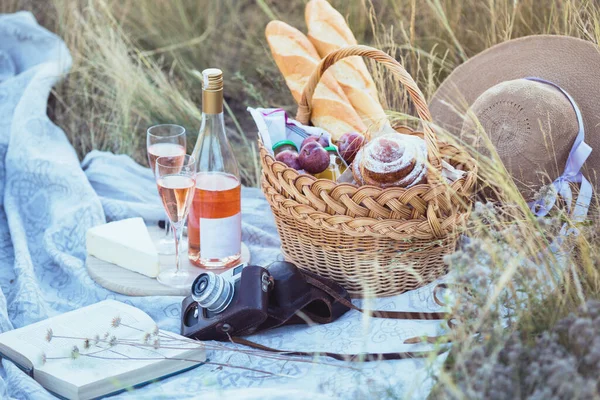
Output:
[265,20,367,140]
[305,0,387,131]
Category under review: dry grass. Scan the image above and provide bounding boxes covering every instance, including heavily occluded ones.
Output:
[7,0,600,186]
[3,0,600,398]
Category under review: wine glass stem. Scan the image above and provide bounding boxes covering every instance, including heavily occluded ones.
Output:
[173,224,183,274]
[165,220,172,238]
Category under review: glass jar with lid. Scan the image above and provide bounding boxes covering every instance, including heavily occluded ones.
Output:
[272,140,299,156]
[315,146,346,181]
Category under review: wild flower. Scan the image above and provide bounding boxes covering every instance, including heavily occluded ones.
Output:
[111,316,121,328]
[45,328,53,342]
[71,346,80,360]
[438,301,600,399]
[435,197,599,399]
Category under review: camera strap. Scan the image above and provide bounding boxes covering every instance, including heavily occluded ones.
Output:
[303,274,449,322]
[228,336,449,362]
[228,275,452,362]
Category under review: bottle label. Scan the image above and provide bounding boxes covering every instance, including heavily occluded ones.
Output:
[199,213,241,259]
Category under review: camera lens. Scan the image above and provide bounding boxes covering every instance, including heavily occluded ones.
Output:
[191,272,234,314]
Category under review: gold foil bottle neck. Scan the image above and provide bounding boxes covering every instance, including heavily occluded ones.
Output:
[202,68,223,114]
[202,68,223,91]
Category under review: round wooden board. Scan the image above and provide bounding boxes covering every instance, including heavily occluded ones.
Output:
[87,225,250,296]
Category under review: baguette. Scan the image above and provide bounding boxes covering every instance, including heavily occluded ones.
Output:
[305,0,387,130]
[265,20,367,139]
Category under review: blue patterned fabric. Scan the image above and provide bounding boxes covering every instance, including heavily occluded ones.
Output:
[0,12,447,399]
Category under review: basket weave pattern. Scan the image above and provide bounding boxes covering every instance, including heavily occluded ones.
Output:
[260,45,477,297]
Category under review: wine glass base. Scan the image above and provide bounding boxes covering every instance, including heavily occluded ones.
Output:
[157,270,195,289]
[157,237,176,255]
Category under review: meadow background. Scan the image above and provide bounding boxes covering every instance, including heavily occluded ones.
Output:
[2,0,600,398]
[6,0,599,187]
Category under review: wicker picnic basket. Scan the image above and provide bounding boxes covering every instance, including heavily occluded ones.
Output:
[259,45,477,297]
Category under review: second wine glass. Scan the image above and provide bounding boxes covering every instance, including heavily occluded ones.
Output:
[155,155,196,289]
[147,124,186,255]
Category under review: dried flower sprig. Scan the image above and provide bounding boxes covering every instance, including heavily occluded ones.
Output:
[39,315,359,378]
[111,316,121,328]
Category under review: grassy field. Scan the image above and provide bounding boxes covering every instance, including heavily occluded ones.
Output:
[3,0,600,398]
[6,0,599,187]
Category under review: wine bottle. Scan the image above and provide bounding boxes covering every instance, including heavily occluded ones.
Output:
[188,68,242,269]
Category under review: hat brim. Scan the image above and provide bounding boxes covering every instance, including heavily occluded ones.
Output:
[429,35,600,188]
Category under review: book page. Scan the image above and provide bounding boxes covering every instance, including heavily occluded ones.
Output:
[0,300,177,382]
[37,329,203,388]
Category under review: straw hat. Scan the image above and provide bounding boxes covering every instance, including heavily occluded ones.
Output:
[429,35,600,201]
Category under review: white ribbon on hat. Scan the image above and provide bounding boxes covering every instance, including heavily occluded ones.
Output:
[525,77,593,223]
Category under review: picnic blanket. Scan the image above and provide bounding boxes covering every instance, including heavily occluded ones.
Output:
[0,12,448,399]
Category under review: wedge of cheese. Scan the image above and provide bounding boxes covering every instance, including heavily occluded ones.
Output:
[86,218,160,278]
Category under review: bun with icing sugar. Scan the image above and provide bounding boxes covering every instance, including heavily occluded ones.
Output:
[352,133,427,188]
[265,20,367,140]
[305,0,387,130]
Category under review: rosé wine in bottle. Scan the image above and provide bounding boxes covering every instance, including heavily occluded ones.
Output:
[188,68,242,269]
[188,172,241,268]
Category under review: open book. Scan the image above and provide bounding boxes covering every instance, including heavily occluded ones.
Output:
[0,300,205,400]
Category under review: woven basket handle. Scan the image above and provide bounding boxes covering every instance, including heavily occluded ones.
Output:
[296,45,442,177]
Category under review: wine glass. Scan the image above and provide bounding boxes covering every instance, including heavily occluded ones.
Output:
[147,124,186,255]
[155,155,196,288]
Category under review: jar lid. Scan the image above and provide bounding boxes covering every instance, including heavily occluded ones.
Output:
[272,140,298,152]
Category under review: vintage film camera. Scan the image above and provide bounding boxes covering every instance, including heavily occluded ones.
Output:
[181,264,272,340]
[180,261,350,341]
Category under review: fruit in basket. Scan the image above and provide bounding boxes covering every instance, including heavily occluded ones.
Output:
[299,142,329,173]
[275,150,302,170]
[337,132,364,163]
[301,134,329,149]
